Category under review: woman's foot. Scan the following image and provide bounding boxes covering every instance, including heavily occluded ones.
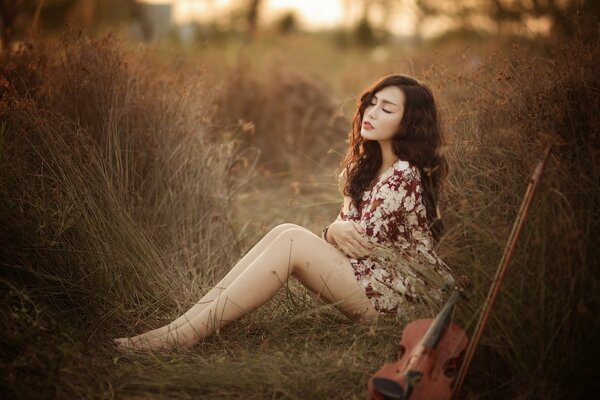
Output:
[113,336,149,350]
[112,331,196,351]
[123,322,182,344]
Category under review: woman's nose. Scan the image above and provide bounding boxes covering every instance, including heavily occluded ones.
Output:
[367,107,377,119]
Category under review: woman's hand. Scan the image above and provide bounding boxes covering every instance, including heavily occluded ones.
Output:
[327,220,374,258]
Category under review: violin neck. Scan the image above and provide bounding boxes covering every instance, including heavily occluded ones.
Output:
[422,290,461,349]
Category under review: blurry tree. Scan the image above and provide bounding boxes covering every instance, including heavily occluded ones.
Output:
[232,0,265,67]
[23,0,94,31]
[275,10,298,35]
[226,0,264,41]
[354,16,375,46]
[415,0,600,38]
[0,0,25,50]
[0,0,144,50]
[246,0,262,36]
[127,0,153,41]
[344,0,404,46]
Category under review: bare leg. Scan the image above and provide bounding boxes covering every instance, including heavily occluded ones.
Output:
[116,227,378,350]
[115,223,305,343]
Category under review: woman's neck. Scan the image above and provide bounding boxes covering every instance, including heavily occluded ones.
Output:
[378,140,399,171]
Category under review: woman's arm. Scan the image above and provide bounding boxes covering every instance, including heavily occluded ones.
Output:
[322,167,373,258]
[326,219,372,259]
[321,168,349,242]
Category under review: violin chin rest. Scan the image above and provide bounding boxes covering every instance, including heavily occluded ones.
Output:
[372,377,404,400]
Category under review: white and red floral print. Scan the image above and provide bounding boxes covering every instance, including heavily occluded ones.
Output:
[338,159,455,315]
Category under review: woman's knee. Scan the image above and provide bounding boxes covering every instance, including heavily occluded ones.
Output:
[273,228,333,272]
[269,223,313,239]
[273,226,317,245]
[269,223,301,236]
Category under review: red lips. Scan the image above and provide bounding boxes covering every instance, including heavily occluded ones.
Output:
[363,121,374,130]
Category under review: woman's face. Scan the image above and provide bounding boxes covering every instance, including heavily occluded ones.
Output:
[360,86,405,142]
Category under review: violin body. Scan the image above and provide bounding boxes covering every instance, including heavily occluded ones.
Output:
[368,291,468,400]
[368,318,468,400]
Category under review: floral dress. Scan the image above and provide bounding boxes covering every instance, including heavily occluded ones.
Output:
[334,159,455,315]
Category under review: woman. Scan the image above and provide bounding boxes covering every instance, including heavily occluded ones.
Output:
[114,74,455,350]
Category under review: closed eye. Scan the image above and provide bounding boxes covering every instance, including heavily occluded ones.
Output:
[369,101,392,113]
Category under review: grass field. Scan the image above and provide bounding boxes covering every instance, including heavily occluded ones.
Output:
[1,28,598,399]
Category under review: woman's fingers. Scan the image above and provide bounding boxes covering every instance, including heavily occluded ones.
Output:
[351,229,374,251]
[340,244,359,259]
[350,222,373,248]
[351,222,366,235]
[341,235,370,258]
[339,237,365,258]
[333,221,374,258]
[348,236,371,256]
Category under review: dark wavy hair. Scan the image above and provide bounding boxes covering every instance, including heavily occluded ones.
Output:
[341,75,448,241]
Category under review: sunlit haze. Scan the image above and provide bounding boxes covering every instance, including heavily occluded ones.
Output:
[141,0,420,36]
[138,0,550,38]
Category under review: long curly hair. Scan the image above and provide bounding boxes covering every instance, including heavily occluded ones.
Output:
[341,75,448,241]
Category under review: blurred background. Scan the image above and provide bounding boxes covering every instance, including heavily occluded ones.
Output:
[1,1,598,399]
[2,0,592,43]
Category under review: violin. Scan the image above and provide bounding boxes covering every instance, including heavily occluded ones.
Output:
[368,290,468,400]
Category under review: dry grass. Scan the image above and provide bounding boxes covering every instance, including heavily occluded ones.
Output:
[1,26,598,399]
[427,32,600,398]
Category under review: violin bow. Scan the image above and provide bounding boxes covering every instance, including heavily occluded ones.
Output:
[451,147,552,399]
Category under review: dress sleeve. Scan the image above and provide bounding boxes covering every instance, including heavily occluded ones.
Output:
[361,166,430,245]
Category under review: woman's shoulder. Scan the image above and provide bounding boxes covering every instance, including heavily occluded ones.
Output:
[375,160,421,195]
[390,159,420,183]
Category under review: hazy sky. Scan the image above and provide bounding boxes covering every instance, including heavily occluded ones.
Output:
[140,0,552,37]
[141,0,420,36]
